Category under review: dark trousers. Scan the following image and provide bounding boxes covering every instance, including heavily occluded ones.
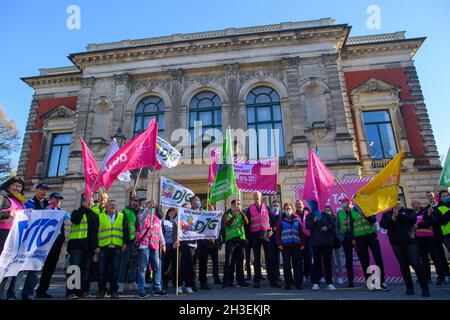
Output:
[250,238,274,282]
[391,242,429,292]
[282,246,303,286]
[245,242,252,278]
[180,244,196,288]
[444,235,450,254]
[198,240,220,285]
[342,236,355,283]
[312,246,333,285]
[436,238,450,276]
[66,248,93,296]
[417,236,446,281]
[36,235,65,295]
[162,244,177,287]
[223,239,245,285]
[98,247,121,293]
[355,233,386,283]
[269,240,281,280]
[301,236,312,278]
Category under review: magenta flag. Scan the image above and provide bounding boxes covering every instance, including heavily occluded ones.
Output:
[302,148,335,212]
[208,147,221,186]
[101,118,158,190]
[234,158,278,194]
[80,137,100,198]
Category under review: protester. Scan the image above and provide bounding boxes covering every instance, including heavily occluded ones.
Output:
[329,205,344,286]
[118,195,140,293]
[434,190,450,252]
[97,199,129,299]
[295,200,312,282]
[135,200,167,298]
[0,176,26,300]
[306,205,336,291]
[276,202,305,290]
[92,192,108,215]
[21,183,50,300]
[424,191,450,280]
[413,199,446,285]
[222,199,249,289]
[269,200,282,282]
[174,197,200,294]
[66,194,99,299]
[337,197,387,290]
[245,192,280,288]
[380,203,430,297]
[162,207,177,289]
[36,192,66,298]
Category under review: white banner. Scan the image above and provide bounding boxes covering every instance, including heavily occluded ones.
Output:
[160,176,194,207]
[0,209,66,282]
[177,208,222,241]
[156,136,182,168]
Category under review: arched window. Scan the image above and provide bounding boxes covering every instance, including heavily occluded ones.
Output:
[246,86,285,159]
[189,91,222,145]
[134,96,165,137]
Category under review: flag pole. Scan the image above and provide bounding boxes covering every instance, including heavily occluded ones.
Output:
[175,213,180,296]
[132,168,143,196]
[333,177,355,205]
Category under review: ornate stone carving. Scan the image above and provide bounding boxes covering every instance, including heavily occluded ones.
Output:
[80,77,95,88]
[41,105,75,120]
[281,57,300,67]
[350,78,401,95]
[169,68,183,82]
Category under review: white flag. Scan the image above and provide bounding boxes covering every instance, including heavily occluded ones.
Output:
[101,139,131,182]
[160,176,194,207]
[0,209,66,281]
[156,136,182,168]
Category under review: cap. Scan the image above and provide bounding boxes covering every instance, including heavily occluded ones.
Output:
[36,183,49,190]
[49,192,64,200]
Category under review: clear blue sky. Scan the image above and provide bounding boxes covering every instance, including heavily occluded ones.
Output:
[1,0,449,168]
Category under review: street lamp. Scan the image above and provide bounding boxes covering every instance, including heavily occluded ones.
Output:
[112,127,127,147]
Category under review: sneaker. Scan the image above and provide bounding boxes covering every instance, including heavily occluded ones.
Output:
[118,283,124,293]
[236,282,250,288]
[138,293,147,299]
[177,287,183,294]
[320,277,326,284]
[78,291,91,298]
[336,277,344,285]
[327,284,337,291]
[192,286,199,292]
[312,284,320,291]
[36,292,52,299]
[67,293,78,300]
[380,283,389,291]
[185,287,194,294]
[153,290,168,296]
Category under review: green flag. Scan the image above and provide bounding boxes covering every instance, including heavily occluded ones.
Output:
[439,147,450,187]
[209,129,238,203]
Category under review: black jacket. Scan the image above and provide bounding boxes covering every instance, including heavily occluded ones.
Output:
[306,212,335,247]
[380,208,416,245]
[434,201,450,226]
[68,205,99,252]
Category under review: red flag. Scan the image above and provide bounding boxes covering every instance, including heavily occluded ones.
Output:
[101,118,158,190]
[80,137,100,199]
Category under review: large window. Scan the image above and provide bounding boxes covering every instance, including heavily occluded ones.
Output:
[189,91,222,145]
[134,96,165,137]
[246,86,285,160]
[363,110,397,159]
[47,133,71,177]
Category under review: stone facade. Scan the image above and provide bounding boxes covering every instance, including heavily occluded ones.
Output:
[19,18,443,212]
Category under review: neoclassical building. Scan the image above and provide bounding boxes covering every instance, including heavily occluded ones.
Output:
[19,18,442,211]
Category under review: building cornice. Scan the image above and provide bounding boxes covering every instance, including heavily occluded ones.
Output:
[21,67,81,89]
[68,24,350,71]
[342,37,426,59]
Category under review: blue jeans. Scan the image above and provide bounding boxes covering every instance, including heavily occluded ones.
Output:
[137,247,161,295]
[21,271,39,299]
[66,248,93,296]
[118,245,137,284]
[98,247,121,293]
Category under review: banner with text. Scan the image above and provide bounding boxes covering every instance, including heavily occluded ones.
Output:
[177,208,222,241]
[160,176,195,208]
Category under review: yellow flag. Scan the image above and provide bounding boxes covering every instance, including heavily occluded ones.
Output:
[354,150,404,217]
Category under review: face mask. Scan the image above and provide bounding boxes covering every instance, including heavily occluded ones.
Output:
[285,210,292,216]
[442,197,450,203]
[272,207,279,214]
[195,201,202,208]
[341,203,349,209]
[325,211,332,215]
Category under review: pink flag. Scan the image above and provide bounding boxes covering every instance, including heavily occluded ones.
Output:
[80,137,100,199]
[302,148,334,212]
[101,118,158,190]
[208,147,221,186]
